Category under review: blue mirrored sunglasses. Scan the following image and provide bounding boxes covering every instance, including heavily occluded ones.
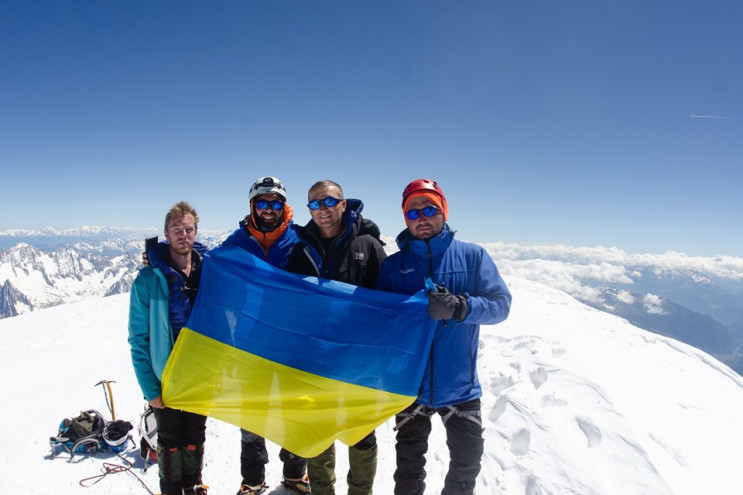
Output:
[405,205,440,220]
[307,197,342,210]
[255,199,284,211]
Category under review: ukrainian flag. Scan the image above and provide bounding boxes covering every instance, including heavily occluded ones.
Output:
[162,243,436,457]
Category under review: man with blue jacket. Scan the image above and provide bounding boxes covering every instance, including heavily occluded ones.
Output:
[375,179,512,495]
[128,201,209,495]
[220,176,310,495]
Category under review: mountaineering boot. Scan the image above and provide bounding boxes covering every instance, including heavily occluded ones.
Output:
[183,484,209,495]
[282,474,312,493]
[236,481,268,494]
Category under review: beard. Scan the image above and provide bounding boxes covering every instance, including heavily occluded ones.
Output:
[254,210,284,231]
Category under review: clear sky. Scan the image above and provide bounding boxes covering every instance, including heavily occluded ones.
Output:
[2,1,741,257]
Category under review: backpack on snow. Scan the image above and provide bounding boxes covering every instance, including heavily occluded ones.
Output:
[50,410,133,459]
[50,410,106,458]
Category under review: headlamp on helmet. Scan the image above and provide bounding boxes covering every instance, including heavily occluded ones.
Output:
[249,176,287,202]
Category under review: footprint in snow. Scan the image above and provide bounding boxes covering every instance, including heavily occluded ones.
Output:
[529,366,548,389]
[510,428,531,456]
[576,416,602,447]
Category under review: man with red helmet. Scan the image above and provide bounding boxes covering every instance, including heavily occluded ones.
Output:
[376,179,512,495]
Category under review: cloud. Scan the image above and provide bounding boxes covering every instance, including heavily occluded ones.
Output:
[643,294,665,315]
[616,290,636,305]
[480,242,743,281]
[689,114,734,120]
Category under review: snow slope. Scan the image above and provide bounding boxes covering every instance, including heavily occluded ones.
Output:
[2,276,742,494]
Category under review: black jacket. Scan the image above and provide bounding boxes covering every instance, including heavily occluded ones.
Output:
[287,199,386,289]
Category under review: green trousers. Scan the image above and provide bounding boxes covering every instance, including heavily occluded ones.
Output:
[307,433,377,495]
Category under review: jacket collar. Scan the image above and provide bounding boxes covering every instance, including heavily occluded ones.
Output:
[303,198,364,246]
[245,203,295,253]
[148,240,207,274]
[396,223,454,258]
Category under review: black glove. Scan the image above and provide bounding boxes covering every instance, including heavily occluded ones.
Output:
[427,285,468,322]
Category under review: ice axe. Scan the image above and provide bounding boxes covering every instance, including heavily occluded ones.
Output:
[96,380,117,420]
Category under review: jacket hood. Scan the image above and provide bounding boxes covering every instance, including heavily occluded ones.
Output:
[245,203,295,254]
[302,198,382,244]
[395,223,454,251]
[147,240,208,272]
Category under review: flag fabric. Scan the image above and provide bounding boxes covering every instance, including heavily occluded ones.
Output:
[161,243,436,457]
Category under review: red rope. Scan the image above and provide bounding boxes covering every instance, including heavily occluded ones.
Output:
[79,453,156,495]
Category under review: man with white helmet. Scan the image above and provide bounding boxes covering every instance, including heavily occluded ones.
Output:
[219,177,309,495]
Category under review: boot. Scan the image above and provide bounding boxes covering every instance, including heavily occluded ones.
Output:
[184,484,208,495]
[282,474,311,493]
[236,481,269,494]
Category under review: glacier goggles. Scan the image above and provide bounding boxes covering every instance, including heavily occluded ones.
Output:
[405,205,441,220]
[308,197,342,210]
[254,199,284,211]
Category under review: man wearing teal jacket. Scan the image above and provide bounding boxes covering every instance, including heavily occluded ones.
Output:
[128,201,209,495]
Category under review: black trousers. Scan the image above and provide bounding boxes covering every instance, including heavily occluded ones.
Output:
[240,429,306,485]
[393,399,484,495]
[154,406,207,448]
[153,407,207,494]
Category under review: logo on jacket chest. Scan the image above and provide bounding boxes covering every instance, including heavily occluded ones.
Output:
[354,252,365,261]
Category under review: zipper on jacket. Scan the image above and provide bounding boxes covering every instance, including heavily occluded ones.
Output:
[426,239,436,405]
[426,239,433,279]
[303,245,322,277]
[429,344,435,406]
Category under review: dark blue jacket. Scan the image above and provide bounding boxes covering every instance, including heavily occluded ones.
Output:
[376,225,511,407]
[220,213,300,269]
[148,241,208,336]
[287,199,386,289]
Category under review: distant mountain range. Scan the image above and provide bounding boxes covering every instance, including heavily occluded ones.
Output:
[3,228,743,375]
[479,242,743,375]
[0,227,226,317]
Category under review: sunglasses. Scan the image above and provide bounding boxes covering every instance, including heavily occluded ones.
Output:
[255,199,284,211]
[307,197,342,210]
[405,205,440,220]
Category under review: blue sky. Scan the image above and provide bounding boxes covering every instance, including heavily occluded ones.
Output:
[2,1,741,257]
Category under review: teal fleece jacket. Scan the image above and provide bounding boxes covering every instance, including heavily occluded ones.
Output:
[128,266,174,402]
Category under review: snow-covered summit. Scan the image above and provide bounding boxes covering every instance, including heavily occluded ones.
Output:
[2,276,742,494]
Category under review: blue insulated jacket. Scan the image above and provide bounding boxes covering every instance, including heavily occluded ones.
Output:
[219,212,300,268]
[376,225,511,407]
[127,240,207,402]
